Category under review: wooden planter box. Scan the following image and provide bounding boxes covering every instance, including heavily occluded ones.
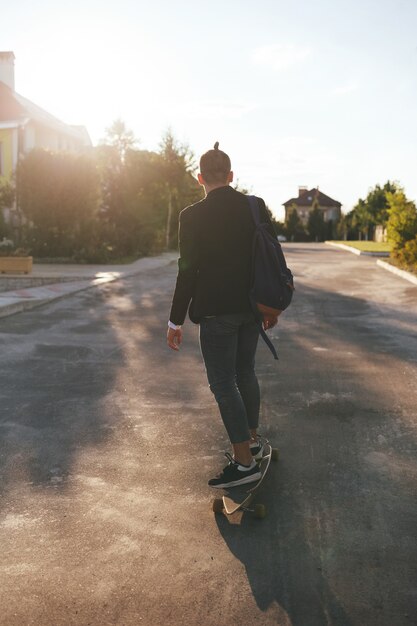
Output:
[0,256,33,274]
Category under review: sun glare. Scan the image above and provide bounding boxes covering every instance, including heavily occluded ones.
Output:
[16,21,167,145]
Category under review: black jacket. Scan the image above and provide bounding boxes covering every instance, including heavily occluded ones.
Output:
[169,185,275,325]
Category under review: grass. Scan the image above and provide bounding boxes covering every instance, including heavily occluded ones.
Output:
[331,240,392,252]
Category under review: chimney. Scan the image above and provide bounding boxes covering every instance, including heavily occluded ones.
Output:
[0,51,15,90]
[298,186,307,197]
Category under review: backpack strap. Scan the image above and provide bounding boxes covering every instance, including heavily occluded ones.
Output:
[247,195,279,360]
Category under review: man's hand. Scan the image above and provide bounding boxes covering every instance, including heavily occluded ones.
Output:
[167,327,183,351]
[262,314,278,331]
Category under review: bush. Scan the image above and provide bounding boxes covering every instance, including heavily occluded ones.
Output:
[386,190,417,252]
[393,236,417,269]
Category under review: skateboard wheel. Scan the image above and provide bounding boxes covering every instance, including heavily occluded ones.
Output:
[271,448,279,462]
[254,504,266,519]
[212,498,224,514]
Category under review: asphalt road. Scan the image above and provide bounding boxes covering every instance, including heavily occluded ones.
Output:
[0,243,416,626]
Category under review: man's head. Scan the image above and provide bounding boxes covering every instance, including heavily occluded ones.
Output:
[198,142,233,189]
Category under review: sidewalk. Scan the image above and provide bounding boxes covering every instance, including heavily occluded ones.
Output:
[0,252,177,319]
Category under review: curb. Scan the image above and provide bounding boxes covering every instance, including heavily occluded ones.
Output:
[376,259,417,286]
[0,276,117,319]
[0,253,177,320]
[0,275,102,294]
[325,242,390,257]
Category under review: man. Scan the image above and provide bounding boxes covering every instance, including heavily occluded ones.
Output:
[167,143,277,488]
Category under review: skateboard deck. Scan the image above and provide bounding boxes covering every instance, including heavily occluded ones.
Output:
[212,442,278,518]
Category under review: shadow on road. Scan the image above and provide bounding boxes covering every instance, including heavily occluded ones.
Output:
[0,284,132,496]
[0,267,211,502]
[214,467,354,626]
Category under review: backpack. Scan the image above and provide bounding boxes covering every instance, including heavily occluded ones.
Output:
[248,195,294,360]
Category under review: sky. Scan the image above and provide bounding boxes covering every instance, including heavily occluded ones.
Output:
[2,0,417,219]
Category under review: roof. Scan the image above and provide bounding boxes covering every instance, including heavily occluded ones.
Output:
[0,81,25,121]
[0,80,91,145]
[283,188,342,208]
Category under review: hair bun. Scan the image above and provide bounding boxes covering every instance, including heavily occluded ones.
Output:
[213,141,219,150]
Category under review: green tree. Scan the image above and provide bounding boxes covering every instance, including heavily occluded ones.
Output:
[94,143,128,254]
[264,205,282,236]
[366,181,398,224]
[307,200,325,241]
[159,129,202,249]
[352,198,372,239]
[94,127,201,259]
[350,181,398,239]
[95,120,140,258]
[19,150,100,258]
[340,209,362,240]
[386,189,417,252]
[286,206,305,241]
[272,219,286,238]
[122,149,169,255]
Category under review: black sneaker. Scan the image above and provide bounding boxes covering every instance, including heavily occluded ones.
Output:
[208,453,261,489]
[250,436,265,461]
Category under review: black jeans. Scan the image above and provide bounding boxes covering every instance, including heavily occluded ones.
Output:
[199,312,260,444]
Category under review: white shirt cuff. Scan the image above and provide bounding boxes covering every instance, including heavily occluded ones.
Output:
[168,321,181,330]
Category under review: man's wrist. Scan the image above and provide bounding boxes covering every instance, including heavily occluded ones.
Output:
[168,320,182,330]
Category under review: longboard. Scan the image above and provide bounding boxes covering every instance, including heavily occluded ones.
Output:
[212,442,278,519]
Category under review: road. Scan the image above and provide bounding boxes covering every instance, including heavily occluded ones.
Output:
[0,243,416,626]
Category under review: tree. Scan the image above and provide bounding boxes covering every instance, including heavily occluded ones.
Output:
[19,150,100,257]
[386,189,417,252]
[122,149,169,255]
[95,120,140,258]
[159,129,202,249]
[286,206,305,241]
[264,205,283,236]
[349,181,398,240]
[307,200,325,241]
[351,198,372,240]
[94,143,128,250]
[340,209,362,240]
[272,219,286,238]
[102,119,137,164]
[93,127,202,259]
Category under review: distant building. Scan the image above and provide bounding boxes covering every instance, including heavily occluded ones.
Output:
[0,51,91,223]
[283,187,342,225]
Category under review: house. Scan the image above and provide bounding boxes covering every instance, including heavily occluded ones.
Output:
[0,51,91,223]
[283,187,342,225]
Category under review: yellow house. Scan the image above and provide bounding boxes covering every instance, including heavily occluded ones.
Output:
[0,51,91,222]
